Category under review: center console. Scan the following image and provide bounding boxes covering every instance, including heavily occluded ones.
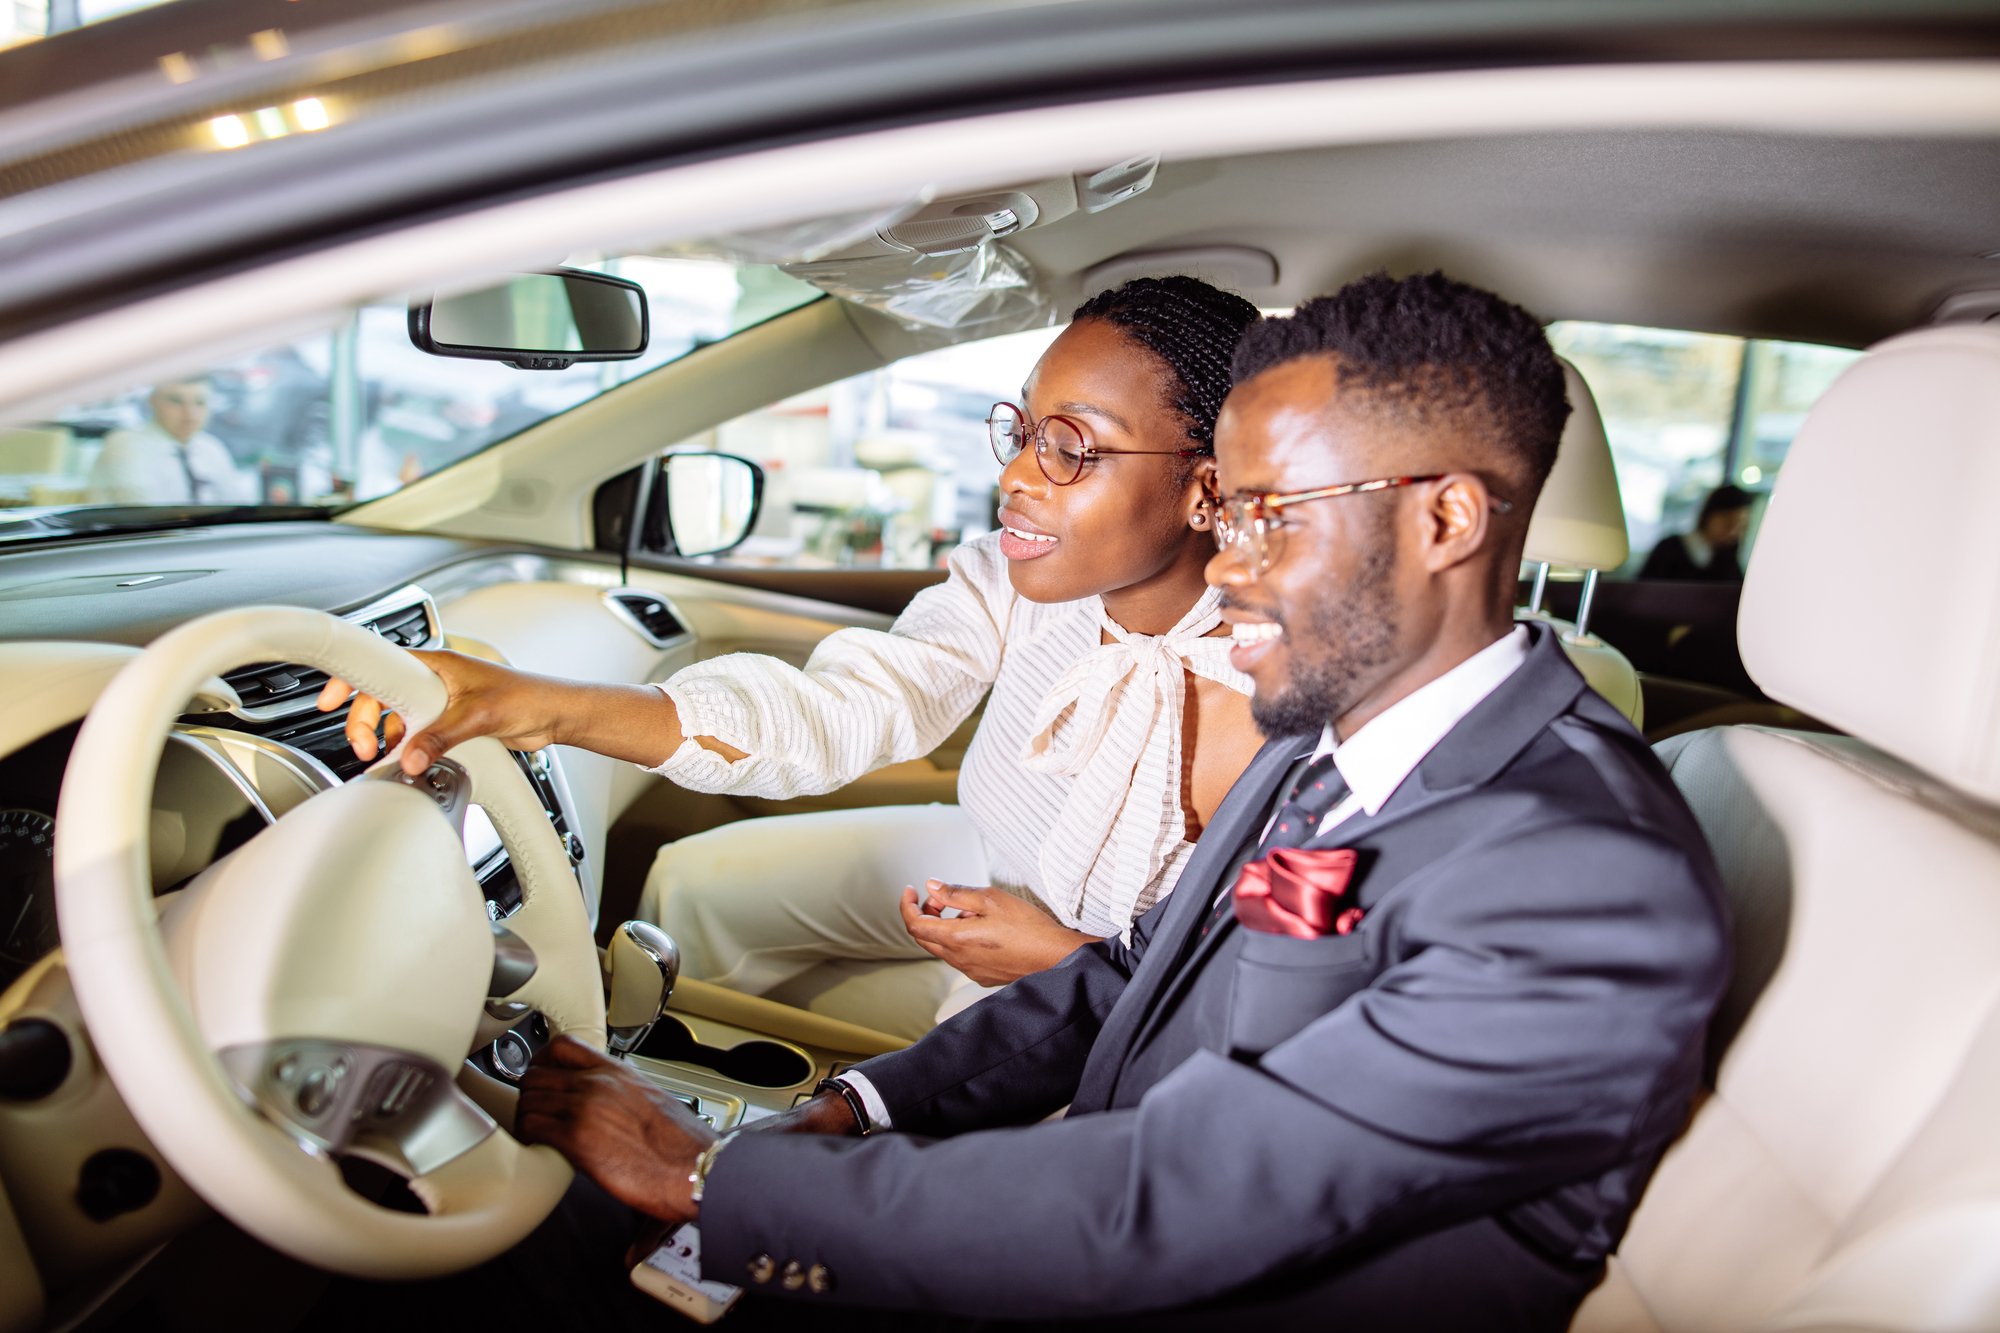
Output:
[615,981,908,1130]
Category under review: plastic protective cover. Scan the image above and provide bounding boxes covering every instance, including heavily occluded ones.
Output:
[778,242,1055,333]
[655,198,1056,333]
[655,204,918,267]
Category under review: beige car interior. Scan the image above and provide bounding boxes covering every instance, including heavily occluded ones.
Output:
[1574,325,2000,1331]
[59,608,604,1275]
[1522,359,1643,728]
[0,48,1998,1333]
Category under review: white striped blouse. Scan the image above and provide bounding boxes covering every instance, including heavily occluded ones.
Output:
[648,532,1252,937]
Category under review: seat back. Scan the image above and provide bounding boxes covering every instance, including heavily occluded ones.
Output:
[1573,325,2000,1332]
[1523,359,1642,727]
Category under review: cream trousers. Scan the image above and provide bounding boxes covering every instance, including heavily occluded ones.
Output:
[637,804,998,1042]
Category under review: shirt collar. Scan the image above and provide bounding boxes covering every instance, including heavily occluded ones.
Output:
[1307,626,1532,815]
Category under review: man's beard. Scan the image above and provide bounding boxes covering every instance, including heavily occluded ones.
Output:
[1250,540,1400,738]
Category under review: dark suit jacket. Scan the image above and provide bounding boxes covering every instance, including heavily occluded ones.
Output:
[700,625,1731,1328]
[1640,532,1744,582]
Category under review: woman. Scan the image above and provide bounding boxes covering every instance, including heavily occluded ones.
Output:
[323,276,1266,1039]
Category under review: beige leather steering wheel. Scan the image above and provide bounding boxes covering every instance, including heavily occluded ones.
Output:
[53,607,605,1277]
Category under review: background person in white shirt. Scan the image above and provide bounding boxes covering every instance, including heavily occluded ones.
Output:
[323,276,1270,1037]
[85,376,258,506]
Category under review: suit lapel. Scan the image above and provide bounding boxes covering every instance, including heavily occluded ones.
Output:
[1119,625,1591,1063]
[1318,625,1590,844]
[1071,735,1307,1112]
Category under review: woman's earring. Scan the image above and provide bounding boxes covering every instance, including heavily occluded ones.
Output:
[1188,509,1210,530]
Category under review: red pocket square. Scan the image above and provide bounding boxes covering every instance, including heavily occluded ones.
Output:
[1233,847,1363,939]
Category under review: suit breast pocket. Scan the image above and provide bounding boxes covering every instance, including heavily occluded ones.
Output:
[1225,928,1378,1060]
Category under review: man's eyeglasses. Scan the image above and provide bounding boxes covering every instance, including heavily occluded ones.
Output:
[1212,475,1514,573]
[988,402,1206,487]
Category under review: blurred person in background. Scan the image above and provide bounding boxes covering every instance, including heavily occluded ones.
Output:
[1640,482,1754,581]
[85,376,257,506]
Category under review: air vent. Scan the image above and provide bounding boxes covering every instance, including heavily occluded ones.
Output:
[362,603,431,648]
[222,660,333,712]
[604,589,690,649]
[217,587,438,719]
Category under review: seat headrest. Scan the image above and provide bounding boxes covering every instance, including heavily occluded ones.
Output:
[1739,324,2000,804]
[1523,359,1628,572]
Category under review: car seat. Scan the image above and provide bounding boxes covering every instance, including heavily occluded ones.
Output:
[1571,325,2000,1331]
[1524,359,1643,727]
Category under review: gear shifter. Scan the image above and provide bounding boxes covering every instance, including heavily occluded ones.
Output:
[605,920,679,1058]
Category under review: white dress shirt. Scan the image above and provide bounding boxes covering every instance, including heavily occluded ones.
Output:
[1251,625,1533,856]
[846,625,1530,1130]
[85,423,257,506]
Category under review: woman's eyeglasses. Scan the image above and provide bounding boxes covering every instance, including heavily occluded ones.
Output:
[1212,475,1514,573]
[987,401,1206,486]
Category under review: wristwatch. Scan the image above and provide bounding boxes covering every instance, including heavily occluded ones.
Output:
[687,1130,737,1205]
[815,1076,874,1135]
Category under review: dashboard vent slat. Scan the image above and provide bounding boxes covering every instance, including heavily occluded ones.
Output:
[222,662,331,710]
[605,590,689,649]
[215,591,435,718]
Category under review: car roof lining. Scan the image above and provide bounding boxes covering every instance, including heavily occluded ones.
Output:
[3,60,1998,427]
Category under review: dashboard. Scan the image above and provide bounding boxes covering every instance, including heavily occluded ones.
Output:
[0,580,589,999]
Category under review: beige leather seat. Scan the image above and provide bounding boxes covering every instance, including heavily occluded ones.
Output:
[1524,359,1643,727]
[1573,325,2000,1332]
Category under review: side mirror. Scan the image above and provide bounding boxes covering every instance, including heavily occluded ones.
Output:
[408,268,648,370]
[647,453,764,558]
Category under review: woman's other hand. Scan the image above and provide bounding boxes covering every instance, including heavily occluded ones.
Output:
[317,649,563,776]
[898,881,1098,987]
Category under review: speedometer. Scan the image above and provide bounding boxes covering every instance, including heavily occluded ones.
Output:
[0,807,59,973]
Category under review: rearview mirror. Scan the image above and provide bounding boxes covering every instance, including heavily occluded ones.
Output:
[408,268,648,370]
[649,453,764,558]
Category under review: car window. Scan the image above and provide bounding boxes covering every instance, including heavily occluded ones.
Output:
[0,259,818,520]
[675,325,1065,569]
[4,1,170,46]
[1546,321,1861,575]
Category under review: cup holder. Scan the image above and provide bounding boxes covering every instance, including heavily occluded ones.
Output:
[639,1016,814,1089]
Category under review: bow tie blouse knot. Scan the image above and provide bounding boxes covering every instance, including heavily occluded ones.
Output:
[1017,589,1248,935]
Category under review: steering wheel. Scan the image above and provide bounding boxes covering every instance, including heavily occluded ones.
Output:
[53,607,605,1276]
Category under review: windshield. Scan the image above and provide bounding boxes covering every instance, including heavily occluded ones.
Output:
[0,258,817,538]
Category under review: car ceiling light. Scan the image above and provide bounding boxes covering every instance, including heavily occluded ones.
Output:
[251,29,290,61]
[293,98,331,131]
[205,99,335,152]
[1742,465,1764,485]
[159,52,196,84]
[209,115,251,149]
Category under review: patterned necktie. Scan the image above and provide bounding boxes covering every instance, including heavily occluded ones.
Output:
[1199,754,1348,939]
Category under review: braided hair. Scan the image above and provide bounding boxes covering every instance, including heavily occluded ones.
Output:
[1072,275,1260,451]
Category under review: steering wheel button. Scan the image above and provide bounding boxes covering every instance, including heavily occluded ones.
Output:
[296,1068,333,1118]
[490,1032,532,1081]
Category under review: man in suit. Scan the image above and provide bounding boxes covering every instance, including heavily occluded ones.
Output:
[507,272,1732,1331]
